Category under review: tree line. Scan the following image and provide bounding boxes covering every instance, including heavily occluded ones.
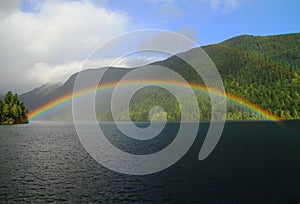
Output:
[0,91,28,124]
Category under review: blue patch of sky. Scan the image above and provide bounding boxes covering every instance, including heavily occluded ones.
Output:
[19,0,300,45]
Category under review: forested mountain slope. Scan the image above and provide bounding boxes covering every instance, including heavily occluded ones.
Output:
[20,33,300,121]
[141,32,300,120]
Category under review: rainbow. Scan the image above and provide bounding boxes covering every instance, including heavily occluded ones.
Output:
[24,80,281,122]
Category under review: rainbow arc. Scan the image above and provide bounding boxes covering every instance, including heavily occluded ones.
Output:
[24,80,281,122]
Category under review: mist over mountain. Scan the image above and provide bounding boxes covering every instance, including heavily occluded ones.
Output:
[19,33,300,121]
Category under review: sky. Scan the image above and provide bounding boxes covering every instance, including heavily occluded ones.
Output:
[0,0,299,94]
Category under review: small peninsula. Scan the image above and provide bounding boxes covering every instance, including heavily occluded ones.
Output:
[0,91,28,125]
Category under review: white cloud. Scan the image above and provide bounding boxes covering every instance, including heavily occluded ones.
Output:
[209,0,242,13]
[112,56,167,68]
[27,55,165,87]
[28,61,84,85]
[138,29,197,54]
[160,3,184,18]
[27,59,121,86]
[0,0,128,94]
[177,25,197,42]
[146,0,184,20]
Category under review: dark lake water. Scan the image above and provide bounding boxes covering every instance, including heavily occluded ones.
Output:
[0,121,299,203]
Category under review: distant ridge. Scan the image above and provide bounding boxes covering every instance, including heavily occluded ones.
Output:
[19,83,62,112]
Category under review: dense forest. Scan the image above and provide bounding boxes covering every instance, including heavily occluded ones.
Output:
[205,33,300,119]
[97,33,300,121]
[0,91,28,124]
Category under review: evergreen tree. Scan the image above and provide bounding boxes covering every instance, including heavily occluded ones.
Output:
[0,91,28,124]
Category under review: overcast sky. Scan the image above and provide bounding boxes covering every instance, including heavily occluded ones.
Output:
[0,0,299,94]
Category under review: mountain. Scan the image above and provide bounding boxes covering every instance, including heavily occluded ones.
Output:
[19,83,62,111]
[20,33,300,121]
[19,68,133,120]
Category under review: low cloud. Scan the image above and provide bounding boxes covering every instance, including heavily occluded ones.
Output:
[27,55,164,89]
[113,56,167,68]
[27,61,85,85]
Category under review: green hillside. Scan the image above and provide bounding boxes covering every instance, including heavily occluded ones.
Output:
[99,33,300,121]
[206,33,300,119]
[222,33,300,73]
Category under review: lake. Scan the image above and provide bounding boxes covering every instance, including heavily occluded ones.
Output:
[0,121,299,203]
